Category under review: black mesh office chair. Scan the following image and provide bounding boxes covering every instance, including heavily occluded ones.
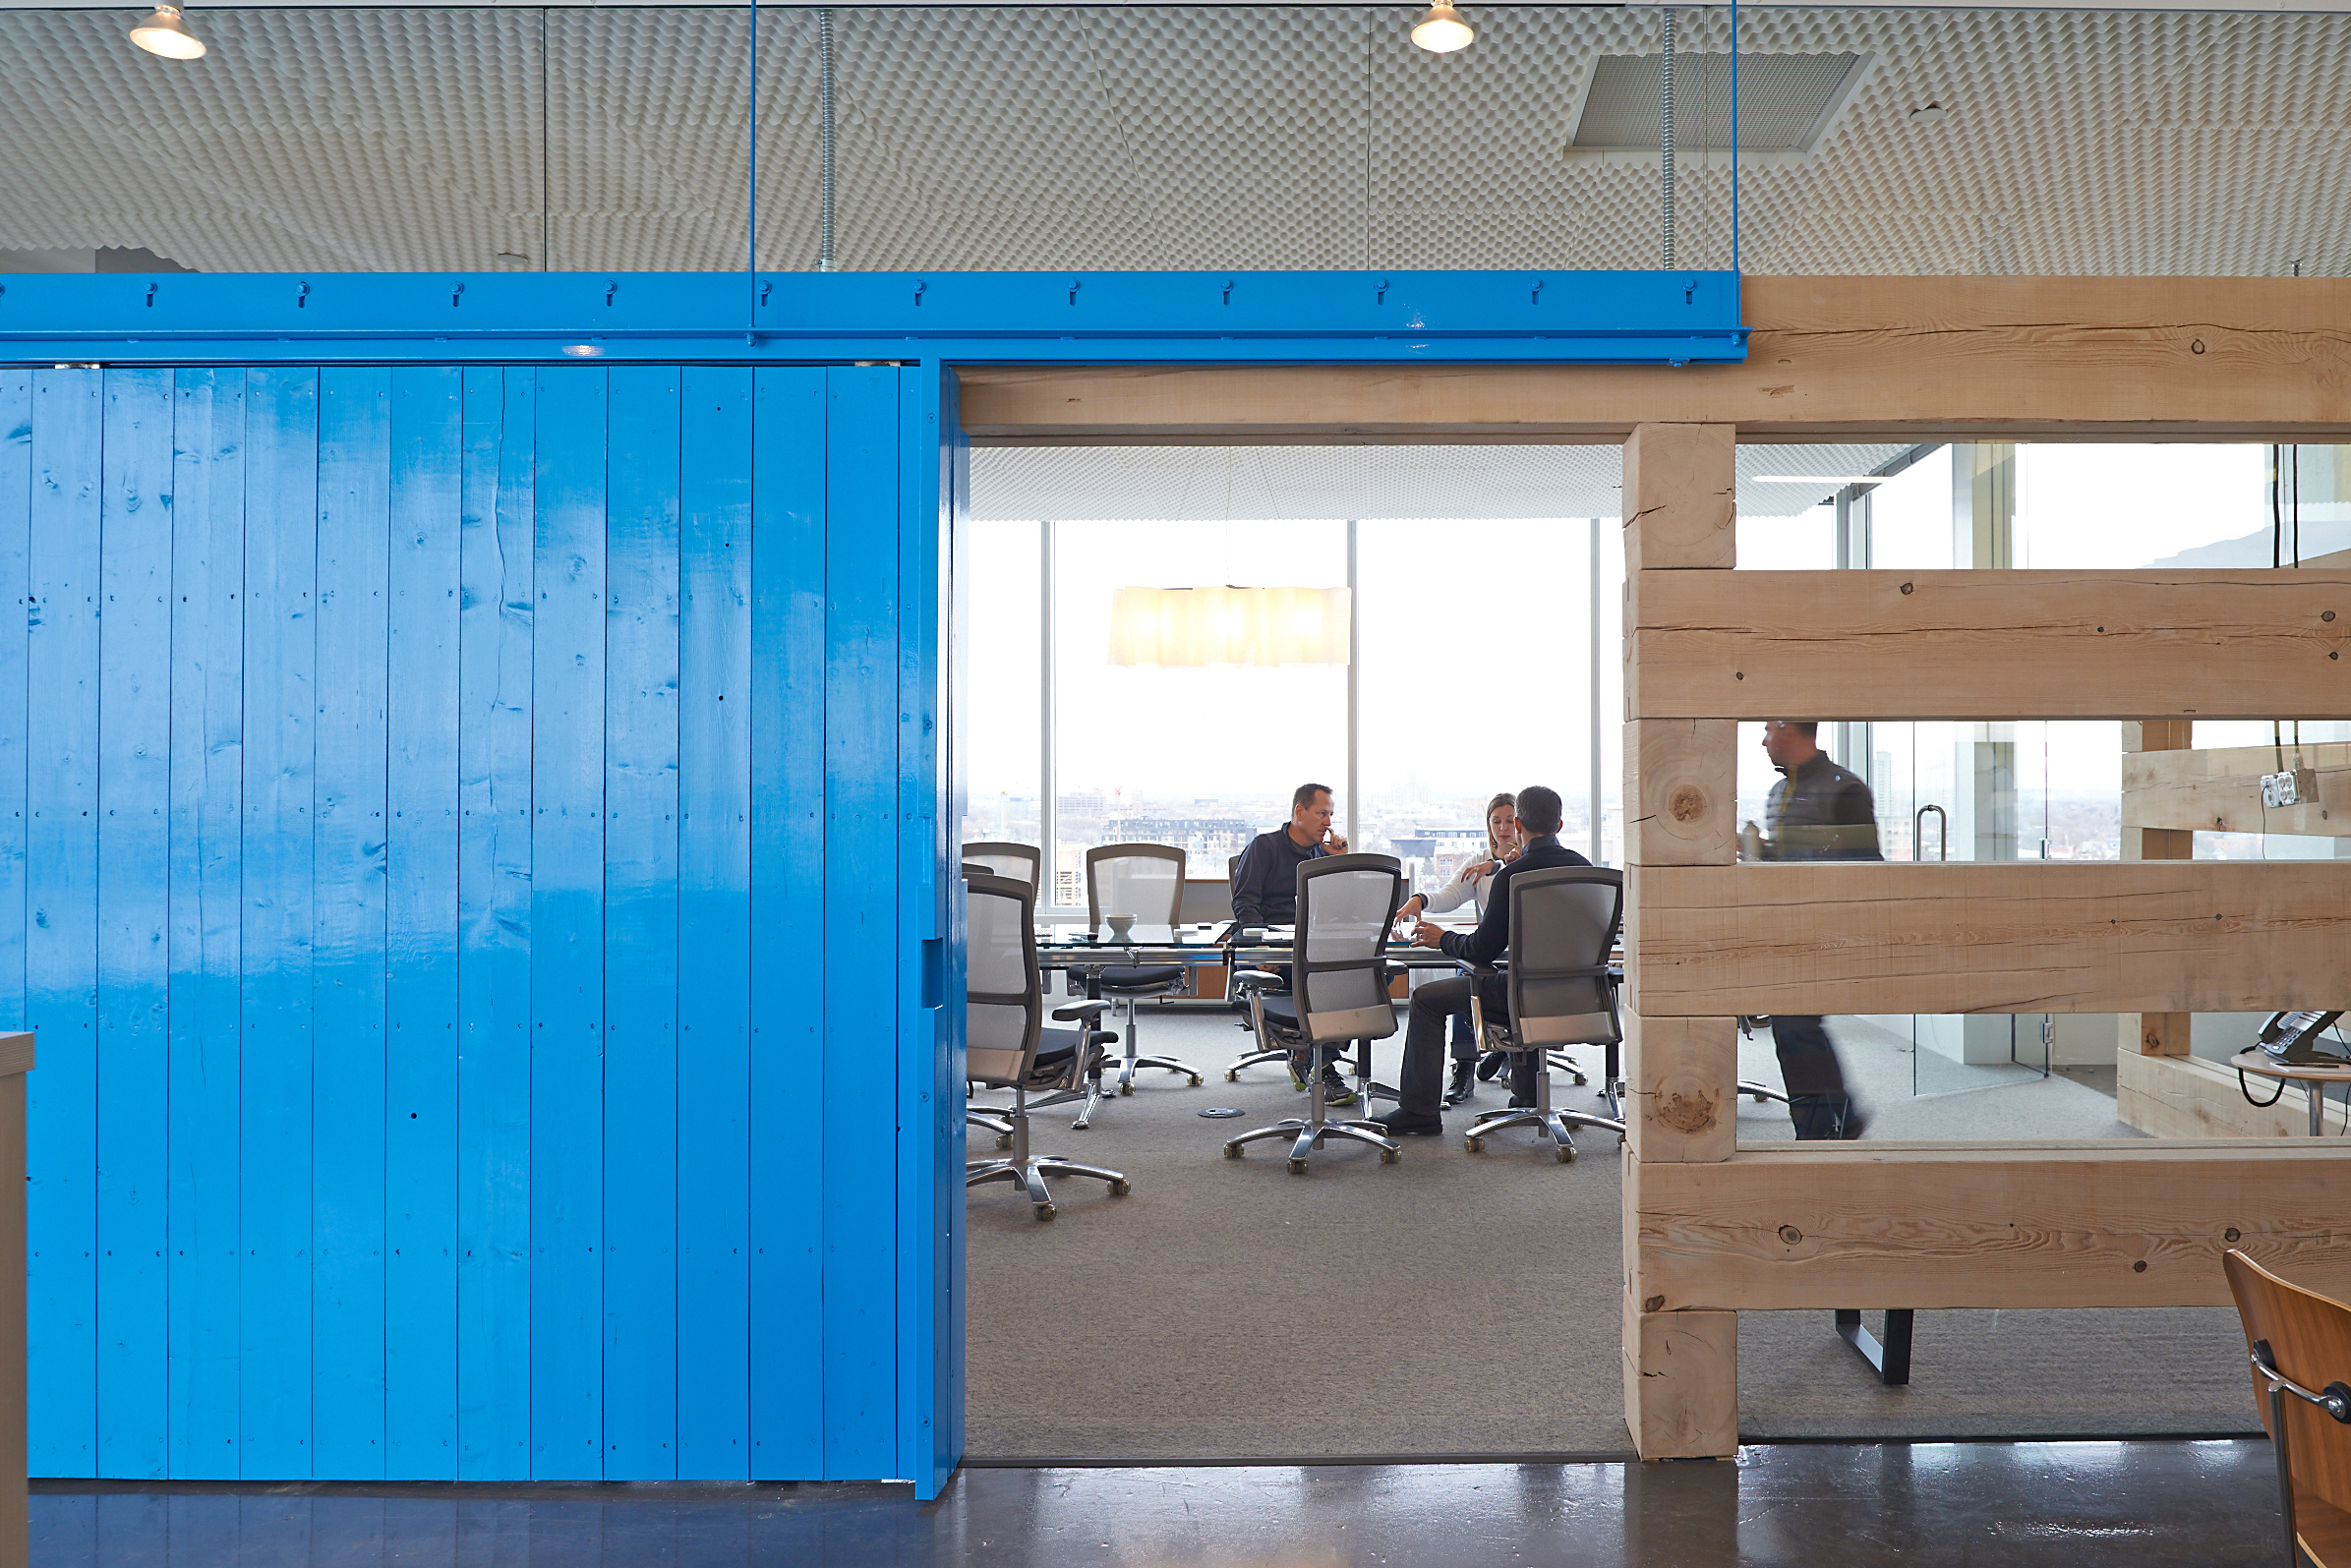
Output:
[964,871,1131,1220]
[1461,865,1629,1163]
[1085,842,1204,1093]
[1222,853,1406,1173]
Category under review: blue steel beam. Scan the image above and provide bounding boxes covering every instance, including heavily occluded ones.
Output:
[0,270,1745,366]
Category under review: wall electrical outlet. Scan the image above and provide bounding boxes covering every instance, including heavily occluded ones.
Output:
[2262,768,2320,808]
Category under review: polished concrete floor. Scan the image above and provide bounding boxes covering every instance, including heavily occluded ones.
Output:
[32,1439,2289,1565]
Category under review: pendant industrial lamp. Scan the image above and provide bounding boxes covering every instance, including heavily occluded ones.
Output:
[129,3,206,57]
[1410,1,1473,53]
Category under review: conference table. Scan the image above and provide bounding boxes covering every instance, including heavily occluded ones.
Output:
[1028,920,1623,1122]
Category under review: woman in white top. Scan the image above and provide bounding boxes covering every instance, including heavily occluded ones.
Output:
[1396,792,1521,1106]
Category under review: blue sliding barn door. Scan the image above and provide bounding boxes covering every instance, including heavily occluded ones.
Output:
[0,363,964,1494]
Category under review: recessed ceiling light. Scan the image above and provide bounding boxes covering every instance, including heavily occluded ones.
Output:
[129,5,206,59]
[1410,2,1473,54]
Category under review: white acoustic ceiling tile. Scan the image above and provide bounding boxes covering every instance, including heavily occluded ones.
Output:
[4,6,2350,276]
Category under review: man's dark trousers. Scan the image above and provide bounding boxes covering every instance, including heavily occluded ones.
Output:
[1400,972,1531,1118]
[1770,1014,1853,1138]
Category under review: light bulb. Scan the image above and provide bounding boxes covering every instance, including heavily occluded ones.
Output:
[1410,2,1473,54]
[130,4,206,59]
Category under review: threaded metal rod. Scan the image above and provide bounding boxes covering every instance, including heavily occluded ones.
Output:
[1660,8,1675,269]
[818,8,837,272]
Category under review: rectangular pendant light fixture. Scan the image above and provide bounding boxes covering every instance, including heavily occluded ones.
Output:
[1108,585,1351,667]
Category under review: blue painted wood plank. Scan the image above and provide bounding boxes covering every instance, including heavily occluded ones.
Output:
[896,367,961,1496]
[166,369,246,1480]
[747,368,826,1479]
[239,367,319,1478]
[385,366,463,1481]
[94,369,175,1480]
[454,368,532,1481]
[0,369,29,1034]
[529,366,607,1480]
[676,366,751,1480]
[312,369,391,1477]
[601,365,679,1481]
[936,372,970,1487]
[821,367,899,1481]
[27,368,105,1477]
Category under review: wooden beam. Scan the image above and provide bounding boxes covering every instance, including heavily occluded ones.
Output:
[2124,741,2351,837]
[960,276,2351,440]
[1624,719,1737,866]
[1621,1290,1737,1460]
[1623,1012,1738,1164]
[1622,425,1734,574]
[2120,722,2196,1056]
[1629,1139,2351,1311]
[1631,568,2351,721]
[2117,1049,2313,1139]
[1627,861,2351,1016]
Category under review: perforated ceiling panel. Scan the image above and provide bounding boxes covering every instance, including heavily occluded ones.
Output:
[1570,51,1862,151]
[970,441,1913,520]
[0,6,2346,275]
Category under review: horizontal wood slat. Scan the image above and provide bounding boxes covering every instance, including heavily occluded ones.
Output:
[1626,861,2351,1016]
[2123,741,2351,837]
[962,276,2351,440]
[1630,569,2351,720]
[1628,1139,2351,1310]
[2116,1050,2312,1139]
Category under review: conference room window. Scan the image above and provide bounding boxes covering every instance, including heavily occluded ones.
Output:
[959,516,1043,851]
[1046,518,1348,909]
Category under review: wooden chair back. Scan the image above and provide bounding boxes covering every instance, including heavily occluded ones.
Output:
[2226,1249,2351,1561]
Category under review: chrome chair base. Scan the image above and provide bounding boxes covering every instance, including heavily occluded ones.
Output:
[1222,1044,1290,1082]
[966,1104,1016,1148]
[966,1154,1131,1221]
[1029,1067,1109,1131]
[1463,1102,1625,1163]
[1738,1078,1791,1106]
[1221,1071,1400,1174]
[1102,990,1204,1094]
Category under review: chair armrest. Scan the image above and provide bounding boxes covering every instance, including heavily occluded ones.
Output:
[1052,1001,1112,1022]
[1229,968,1283,991]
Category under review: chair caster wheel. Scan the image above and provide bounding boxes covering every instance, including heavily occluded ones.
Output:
[1118,1081,1134,1097]
[1223,1143,1243,1159]
[1188,1074,1204,1087]
[1752,1093,1770,1103]
[1224,1071,1241,1082]
[1380,1148,1400,1165]
[1109,1178,1132,1196]
[1033,1203,1056,1220]
[1465,1136,1485,1153]
[1556,1145,1576,1164]
[1286,1157,1309,1175]
[995,1134,1012,1150]
[1572,1074,1588,1086]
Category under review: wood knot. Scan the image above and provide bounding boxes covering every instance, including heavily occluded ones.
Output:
[1667,784,1708,825]
[1644,1295,1666,1313]
[1900,582,1913,595]
[1779,1225,1803,1245]
[2226,1227,2242,1243]
[2133,1260,2148,1273]
[2190,338,2206,354]
[1660,1090,1718,1133]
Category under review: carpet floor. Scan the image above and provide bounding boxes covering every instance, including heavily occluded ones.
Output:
[964,1010,2259,1462]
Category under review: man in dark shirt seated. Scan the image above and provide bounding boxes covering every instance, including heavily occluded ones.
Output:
[1373,784,1590,1136]
[1230,782,1353,1103]
[1230,781,1347,928]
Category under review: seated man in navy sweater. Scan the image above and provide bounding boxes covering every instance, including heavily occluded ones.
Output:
[1373,784,1590,1137]
[1229,782,1352,1103]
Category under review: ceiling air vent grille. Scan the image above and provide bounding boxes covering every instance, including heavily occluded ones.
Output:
[1568,51,1869,155]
